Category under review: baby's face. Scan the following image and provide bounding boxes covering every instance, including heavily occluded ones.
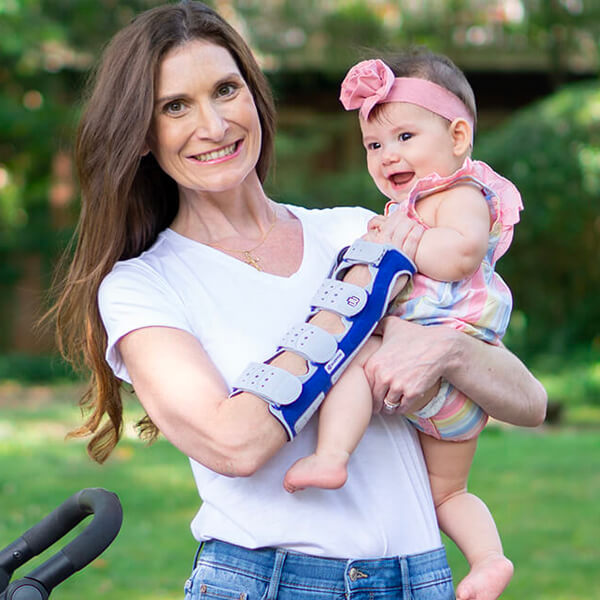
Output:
[360,102,464,203]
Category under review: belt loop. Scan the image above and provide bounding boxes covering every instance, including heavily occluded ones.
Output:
[398,555,411,600]
[192,541,205,570]
[265,549,287,600]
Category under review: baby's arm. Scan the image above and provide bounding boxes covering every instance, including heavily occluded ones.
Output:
[413,184,491,282]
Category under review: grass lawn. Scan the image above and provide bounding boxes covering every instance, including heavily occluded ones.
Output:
[1,383,599,600]
[446,426,600,599]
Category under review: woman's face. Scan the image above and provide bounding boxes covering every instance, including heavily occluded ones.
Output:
[147,39,262,196]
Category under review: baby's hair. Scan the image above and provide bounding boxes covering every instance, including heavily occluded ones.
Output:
[375,47,477,130]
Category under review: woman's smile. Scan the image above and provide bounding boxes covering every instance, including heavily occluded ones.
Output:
[190,140,242,164]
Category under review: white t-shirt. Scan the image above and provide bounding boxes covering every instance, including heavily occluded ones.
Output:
[98,204,441,558]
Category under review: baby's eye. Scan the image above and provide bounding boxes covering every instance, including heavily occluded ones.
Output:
[399,132,413,141]
[366,142,381,150]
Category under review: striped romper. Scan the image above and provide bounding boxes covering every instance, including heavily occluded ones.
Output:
[387,157,523,441]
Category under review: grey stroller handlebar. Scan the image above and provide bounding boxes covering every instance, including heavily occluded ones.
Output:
[0,488,122,600]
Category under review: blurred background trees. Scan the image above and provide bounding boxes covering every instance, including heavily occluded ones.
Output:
[0,0,599,378]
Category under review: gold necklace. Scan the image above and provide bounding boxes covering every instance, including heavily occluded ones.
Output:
[208,209,277,271]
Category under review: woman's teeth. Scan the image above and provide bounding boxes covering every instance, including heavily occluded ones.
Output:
[195,142,237,162]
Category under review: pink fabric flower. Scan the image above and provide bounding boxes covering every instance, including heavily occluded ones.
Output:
[340,59,396,120]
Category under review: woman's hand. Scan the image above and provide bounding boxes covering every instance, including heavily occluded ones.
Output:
[364,318,449,414]
[366,316,547,426]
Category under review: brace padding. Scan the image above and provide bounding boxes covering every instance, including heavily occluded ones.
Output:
[311,280,368,317]
[342,238,389,265]
[278,323,338,363]
[233,362,302,406]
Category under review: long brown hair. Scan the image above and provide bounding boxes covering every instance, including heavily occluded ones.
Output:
[53,1,276,463]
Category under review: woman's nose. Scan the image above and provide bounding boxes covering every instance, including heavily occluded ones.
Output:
[194,102,228,140]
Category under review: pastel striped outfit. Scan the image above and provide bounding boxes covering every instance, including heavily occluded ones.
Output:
[387,158,523,441]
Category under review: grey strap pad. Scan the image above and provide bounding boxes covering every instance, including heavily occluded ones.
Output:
[311,280,367,317]
[342,238,389,265]
[278,323,338,364]
[233,362,302,406]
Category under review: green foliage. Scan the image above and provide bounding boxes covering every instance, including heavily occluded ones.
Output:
[533,345,600,407]
[0,353,79,382]
[321,3,387,71]
[476,80,600,356]
[270,112,381,211]
[1,1,599,359]
[0,0,166,245]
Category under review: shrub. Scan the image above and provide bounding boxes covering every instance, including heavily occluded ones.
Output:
[472,81,600,357]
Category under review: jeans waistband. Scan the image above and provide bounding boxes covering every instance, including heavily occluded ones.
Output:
[196,539,452,595]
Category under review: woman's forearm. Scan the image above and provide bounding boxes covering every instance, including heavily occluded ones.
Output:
[365,317,546,426]
[443,329,547,426]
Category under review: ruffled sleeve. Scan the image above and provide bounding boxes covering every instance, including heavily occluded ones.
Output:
[403,157,523,261]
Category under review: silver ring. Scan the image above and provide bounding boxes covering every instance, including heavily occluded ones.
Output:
[383,399,400,414]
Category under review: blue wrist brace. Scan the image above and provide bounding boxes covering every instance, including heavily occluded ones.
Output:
[230,240,416,439]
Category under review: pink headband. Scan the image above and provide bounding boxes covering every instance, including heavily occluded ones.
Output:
[340,59,474,133]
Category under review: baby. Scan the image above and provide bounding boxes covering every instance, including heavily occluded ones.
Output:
[284,49,522,600]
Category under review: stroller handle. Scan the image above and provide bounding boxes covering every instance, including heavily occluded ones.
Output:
[0,488,122,598]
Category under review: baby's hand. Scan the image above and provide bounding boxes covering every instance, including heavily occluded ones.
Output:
[363,215,388,244]
[366,212,425,263]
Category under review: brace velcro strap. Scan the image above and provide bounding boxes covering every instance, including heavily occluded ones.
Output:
[278,323,338,363]
[232,362,302,406]
[342,239,389,266]
[311,279,367,317]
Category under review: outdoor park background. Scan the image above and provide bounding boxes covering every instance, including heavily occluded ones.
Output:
[0,1,599,599]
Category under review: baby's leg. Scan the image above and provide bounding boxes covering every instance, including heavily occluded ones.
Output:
[419,433,514,600]
[283,336,381,493]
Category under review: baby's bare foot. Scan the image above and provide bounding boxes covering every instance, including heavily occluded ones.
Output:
[283,452,349,493]
[456,554,514,600]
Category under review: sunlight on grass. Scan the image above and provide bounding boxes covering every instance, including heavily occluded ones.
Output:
[445,428,600,599]
[0,384,198,600]
[1,436,198,600]
[2,383,600,600]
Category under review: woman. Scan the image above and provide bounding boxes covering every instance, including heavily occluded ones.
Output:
[54,2,546,598]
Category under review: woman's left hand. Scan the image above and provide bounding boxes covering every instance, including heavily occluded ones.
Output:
[366,315,547,426]
[364,317,452,414]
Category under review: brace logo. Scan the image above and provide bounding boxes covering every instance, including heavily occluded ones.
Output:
[346,295,360,307]
[325,349,345,374]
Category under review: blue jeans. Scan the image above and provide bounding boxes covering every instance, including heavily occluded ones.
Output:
[184,540,455,599]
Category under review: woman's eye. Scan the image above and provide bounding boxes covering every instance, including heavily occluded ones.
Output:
[164,101,186,115]
[216,82,238,97]
[399,132,412,141]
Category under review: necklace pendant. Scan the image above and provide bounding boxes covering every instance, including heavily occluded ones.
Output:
[243,251,262,271]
